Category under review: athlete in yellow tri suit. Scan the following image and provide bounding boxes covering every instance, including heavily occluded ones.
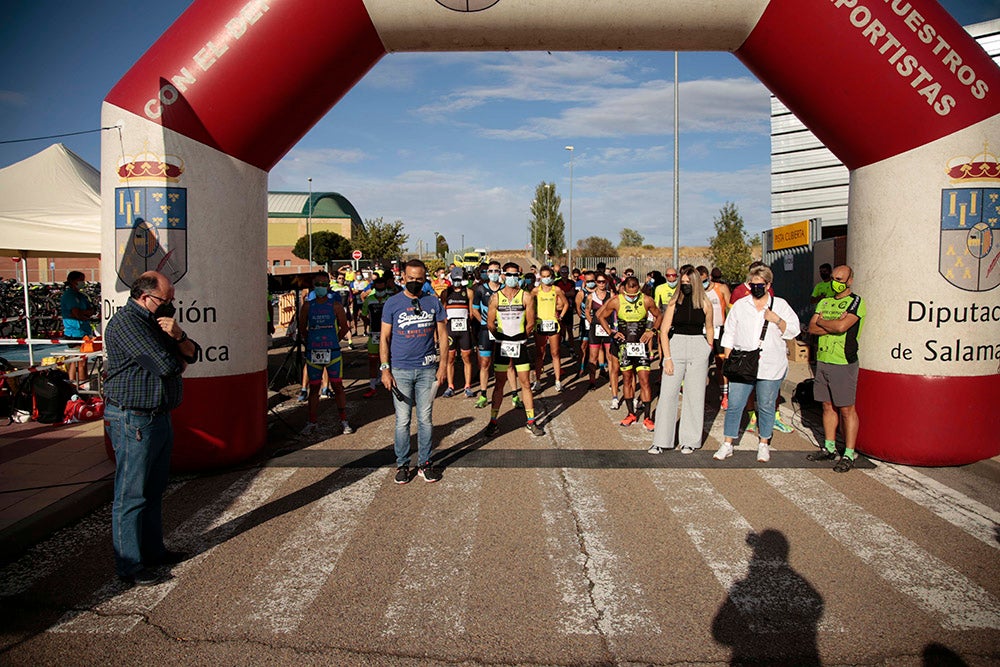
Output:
[532,265,570,393]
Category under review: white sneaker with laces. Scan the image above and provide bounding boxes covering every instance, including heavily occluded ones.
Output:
[555,381,563,392]
[680,446,695,454]
[341,420,354,435]
[757,442,770,463]
[647,444,663,455]
[610,396,621,410]
[713,442,734,460]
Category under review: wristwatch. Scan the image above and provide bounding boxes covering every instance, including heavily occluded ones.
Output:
[379,362,391,371]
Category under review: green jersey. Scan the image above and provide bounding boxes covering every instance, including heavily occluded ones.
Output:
[812,280,835,300]
[815,293,865,365]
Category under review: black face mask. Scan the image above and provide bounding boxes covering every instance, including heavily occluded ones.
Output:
[749,283,767,299]
[154,301,176,319]
[680,283,693,296]
[405,280,423,296]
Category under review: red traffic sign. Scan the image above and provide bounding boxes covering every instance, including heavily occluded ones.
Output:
[351,250,363,260]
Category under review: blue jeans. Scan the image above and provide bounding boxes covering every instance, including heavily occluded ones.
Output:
[723,376,783,441]
[106,403,173,576]
[392,366,437,467]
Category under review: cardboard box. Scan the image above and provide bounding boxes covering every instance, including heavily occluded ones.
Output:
[787,338,809,363]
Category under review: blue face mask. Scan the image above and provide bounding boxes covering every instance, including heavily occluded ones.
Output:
[505,275,520,289]
[667,280,678,288]
[586,281,596,289]
[488,271,501,282]
[541,276,553,285]
[480,271,488,280]
[313,286,328,298]
[703,280,710,289]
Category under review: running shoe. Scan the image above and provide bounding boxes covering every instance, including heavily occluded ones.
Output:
[475,394,489,408]
[647,445,664,455]
[713,443,734,460]
[773,413,794,433]
[807,449,838,461]
[418,463,442,482]
[721,394,729,411]
[555,381,564,392]
[465,387,476,398]
[531,380,540,393]
[394,466,411,485]
[620,413,638,427]
[525,421,546,436]
[321,387,334,399]
[833,456,856,473]
[642,418,655,431]
[610,396,621,410]
[341,420,354,435]
[296,388,308,402]
[362,387,377,399]
[443,386,455,398]
[512,394,524,409]
[680,446,695,454]
[757,443,770,463]
[484,420,500,436]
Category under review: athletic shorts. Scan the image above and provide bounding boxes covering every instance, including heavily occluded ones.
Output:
[618,341,652,372]
[713,326,726,357]
[589,333,612,348]
[477,326,494,355]
[305,351,343,383]
[578,317,589,341]
[536,319,560,338]
[813,360,858,407]
[449,329,473,351]
[492,339,531,372]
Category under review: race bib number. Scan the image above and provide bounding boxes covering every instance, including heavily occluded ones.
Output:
[451,317,468,331]
[500,341,523,358]
[594,324,608,337]
[625,342,645,357]
[310,349,332,365]
[539,320,557,333]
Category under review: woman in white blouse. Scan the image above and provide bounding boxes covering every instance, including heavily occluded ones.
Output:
[714,265,800,463]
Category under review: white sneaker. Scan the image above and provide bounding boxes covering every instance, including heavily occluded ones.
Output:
[647,445,663,455]
[757,443,770,463]
[713,443,734,460]
[531,380,540,393]
[341,420,354,435]
[555,381,564,392]
[610,396,621,410]
[680,446,695,454]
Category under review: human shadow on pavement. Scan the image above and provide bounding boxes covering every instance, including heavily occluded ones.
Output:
[711,529,823,666]
[922,643,969,666]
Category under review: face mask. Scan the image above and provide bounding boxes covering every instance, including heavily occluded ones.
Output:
[702,280,710,289]
[749,283,767,299]
[667,280,678,288]
[647,279,655,286]
[623,292,640,303]
[376,288,388,296]
[680,283,693,296]
[405,280,423,295]
[585,281,596,290]
[313,286,328,298]
[480,271,488,280]
[154,301,176,319]
[505,276,520,289]
[831,279,848,294]
[487,271,500,282]
[541,276,553,285]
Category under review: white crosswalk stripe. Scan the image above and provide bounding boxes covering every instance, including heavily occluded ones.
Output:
[864,462,1000,550]
[759,469,1000,630]
[50,467,298,634]
[647,469,844,632]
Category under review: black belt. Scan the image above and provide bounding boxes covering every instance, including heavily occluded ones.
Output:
[105,398,165,415]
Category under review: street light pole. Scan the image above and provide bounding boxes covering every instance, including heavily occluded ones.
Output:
[566,150,575,268]
[307,177,314,269]
[544,183,551,263]
[673,52,680,271]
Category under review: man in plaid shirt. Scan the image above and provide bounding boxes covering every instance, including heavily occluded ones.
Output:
[104,271,199,586]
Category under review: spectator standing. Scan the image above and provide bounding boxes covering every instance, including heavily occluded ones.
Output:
[60,270,96,386]
[104,271,199,586]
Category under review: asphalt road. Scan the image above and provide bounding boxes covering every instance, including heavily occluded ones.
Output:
[2,363,999,666]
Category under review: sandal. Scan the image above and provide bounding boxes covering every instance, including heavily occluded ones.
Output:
[807,449,838,462]
[833,456,856,473]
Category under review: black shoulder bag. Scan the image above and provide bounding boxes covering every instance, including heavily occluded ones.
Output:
[723,300,771,384]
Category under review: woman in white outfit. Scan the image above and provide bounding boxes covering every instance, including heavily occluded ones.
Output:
[649,265,714,454]
[714,265,800,463]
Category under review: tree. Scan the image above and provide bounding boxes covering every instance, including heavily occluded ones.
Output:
[356,217,409,261]
[292,230,352,268]
[528,181,565,259]
[435,233,449,259]
[576,236,618,258]
[708,202,753,285]
[619,228,645,248]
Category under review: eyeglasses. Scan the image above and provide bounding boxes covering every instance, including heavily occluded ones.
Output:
[145,293,172,304]
[411,298,422,315]
[595,280,607,284]
[666,274,678,278]
[504,273,520,278]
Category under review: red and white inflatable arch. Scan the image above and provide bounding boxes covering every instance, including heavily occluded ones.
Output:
[102,0,999,469]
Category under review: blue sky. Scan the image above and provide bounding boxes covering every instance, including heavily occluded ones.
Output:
[1,1,997,254]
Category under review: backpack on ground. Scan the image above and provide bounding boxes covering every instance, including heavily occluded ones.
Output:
[32,370,76,424]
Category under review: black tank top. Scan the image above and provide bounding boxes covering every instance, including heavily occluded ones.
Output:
[672,295,705,335]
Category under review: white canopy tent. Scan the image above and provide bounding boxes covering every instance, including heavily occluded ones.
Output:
[0,143,101,363]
